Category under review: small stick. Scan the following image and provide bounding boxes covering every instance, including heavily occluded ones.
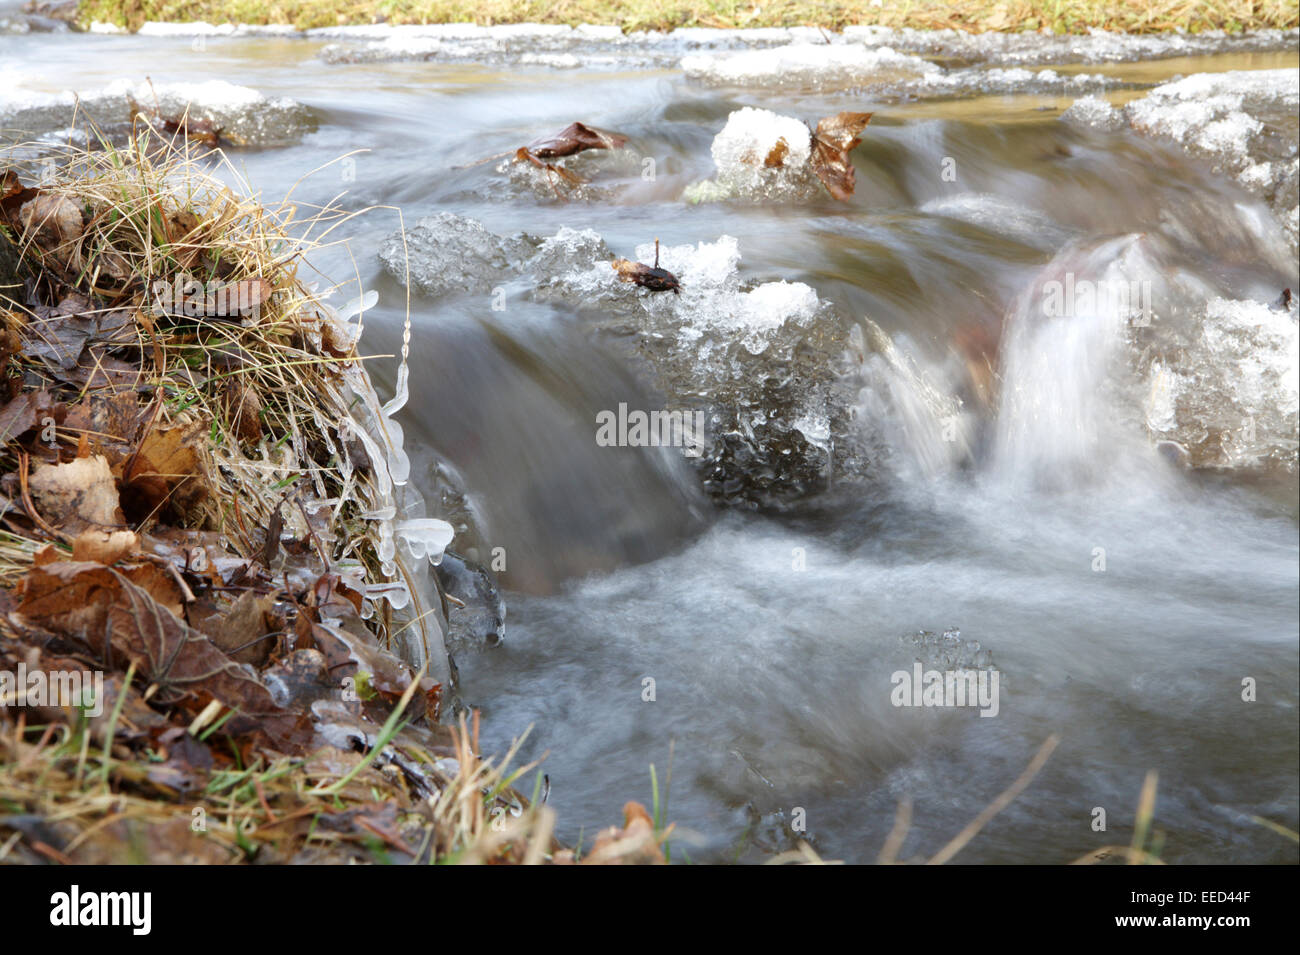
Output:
[17,450,66,541]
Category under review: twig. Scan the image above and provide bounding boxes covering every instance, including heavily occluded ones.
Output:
[877,796,912,864]
[926,735,1059,865]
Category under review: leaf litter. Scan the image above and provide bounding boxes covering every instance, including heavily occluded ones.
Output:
[0,127,667,864]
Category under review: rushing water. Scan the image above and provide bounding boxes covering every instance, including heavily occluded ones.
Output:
[3,12,1297,863]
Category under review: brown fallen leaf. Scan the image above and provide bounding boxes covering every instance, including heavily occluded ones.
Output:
[0,169,37,217]
[764,137,790,168]
[71,528,139,564]
[504,122,629,196]
[525,122,628,160]
[28,454,124,533]
[579,800,667,865]
[18,194,84,270]
[809,111,873,201]
[22,294,98,370]
[0,326,23,365]
[222,378,263,444]
[512,148,586,196]
[0,637,172,745]
[59,391,143,464]
[0,389,62,444]
[15,561,306,745]
[196,589,276,667]
[149,275,273,321]
[611,238,681,295]
[119,561,187,617]
[70,815,236,865]
[120,419,209,523]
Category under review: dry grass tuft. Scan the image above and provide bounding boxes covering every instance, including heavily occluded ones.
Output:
[75,0,1300,35]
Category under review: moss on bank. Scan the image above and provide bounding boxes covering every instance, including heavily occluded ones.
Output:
[72,0,1300,35]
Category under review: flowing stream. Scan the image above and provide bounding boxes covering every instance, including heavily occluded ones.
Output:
[3,11,1297,863]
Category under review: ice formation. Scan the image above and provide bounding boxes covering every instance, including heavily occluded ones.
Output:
[1064,70,1300,253]
[381,215,866,506]
[0,77,315,147]
[685,107,823,203]
[681,43,937,88]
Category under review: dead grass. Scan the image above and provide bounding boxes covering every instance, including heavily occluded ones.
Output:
[0,121,444,664]
[76,0,1300,34]
[0,121,683,864]
[0,696,560,863]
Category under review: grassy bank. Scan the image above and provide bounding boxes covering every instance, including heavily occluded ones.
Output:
[0,126,681,864]
[74,0,1300,35]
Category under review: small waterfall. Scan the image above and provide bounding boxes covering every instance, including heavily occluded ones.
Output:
[991,234,1165,487]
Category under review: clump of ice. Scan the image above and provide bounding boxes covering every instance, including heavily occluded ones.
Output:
[394,518,456,563]
[682,42,937,89]
[842,25,1298,67]
[1124,72,1278,166]
[1115,69,1300,253]
[637,235,741,289]
[0,77,315,148]
[1060,95,1126,132]
[378,212,537,296]
[679,39,1125,97]
[528,227,611,284]
[1138,296,1299,471]
[687,107,822,203]
[918,65,1113,97]
[997,230,1298,475]
[713,108,813,171]
[623,235,822,354]
[549,232,859,504]
[317,22,838,68]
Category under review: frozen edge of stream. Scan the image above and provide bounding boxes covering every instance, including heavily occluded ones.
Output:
[35,18,1297,70]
